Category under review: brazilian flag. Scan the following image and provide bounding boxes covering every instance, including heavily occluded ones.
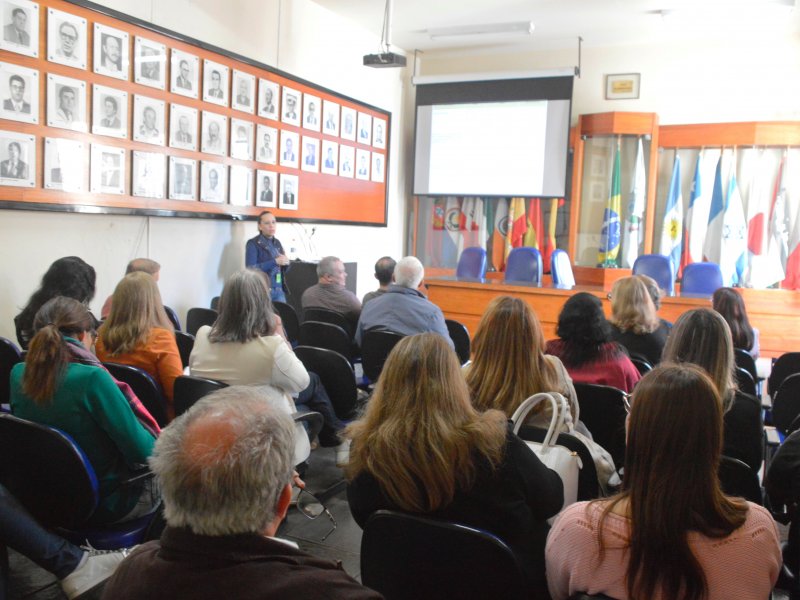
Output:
[598,140,621,267]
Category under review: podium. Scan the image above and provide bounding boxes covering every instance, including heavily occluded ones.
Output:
[284,260,358,316]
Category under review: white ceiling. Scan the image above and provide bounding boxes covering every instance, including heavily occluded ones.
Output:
[312,0,800,56]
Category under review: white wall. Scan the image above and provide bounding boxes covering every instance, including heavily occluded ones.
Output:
[0,0,411,341]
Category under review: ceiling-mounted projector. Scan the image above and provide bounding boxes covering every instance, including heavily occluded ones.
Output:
[363,52,407,68]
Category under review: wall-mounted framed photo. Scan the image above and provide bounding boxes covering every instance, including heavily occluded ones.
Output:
[338,144,354,178]
[90,143,125,194]
[200,160,226,203]
[93,23,129,80]
[255,123,277,165]
[132,94,165,146]
[92,84,127,138]
[46,73,86,131]
[281,85,301,127]
[357,111,372,146]
[131,150,166,199]
[171,48,198,99]
[229,117,253,161]
[229,164,252,207]
[302,93,320,132]
[0,61,38,123]
[0,0,39,58]
[47,8,86,69]
[301,135,319,173]
[372,117,386,150]
[605,73,640,100]
[371,151,384,183]
[203,59,228,106]
[257,78,279,120]
[255,169,276,208]
[322,99,339,136]
[44,137,84,191]
[201,110,227,156]
[320,139,338,176]
[355,148,370,181]
[0,129,34,186]
[340,106,356,141]
[279,129,298,169]
[134,36,166,90]
[279,173,298,211]
[169,103,198,151]
[169,156,196,200]
[231,69,255,114]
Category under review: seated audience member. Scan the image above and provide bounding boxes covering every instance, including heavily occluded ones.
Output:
[95,272,182,418]
[662,308,763,472]
[545,293,640,393]
[10,297,158,526]
[362,256,396,305]
[346,334,562,598]
[636,273,672,329]
[355,256,453,349]
[101,258,161,319]
[608,276,670,366]
[101,387,382,600]
[712,287,760,359]
[765,428,800,568]
[189,269,348,463]
[14,256,96,349]
[546,364,781,600]
[301,256,361,330]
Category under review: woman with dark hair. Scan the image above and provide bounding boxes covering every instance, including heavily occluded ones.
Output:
[14,256,97,349]
[545,292,640,393]
[546,364,780,600]
[712,287,759,359]
[608,276,670,366]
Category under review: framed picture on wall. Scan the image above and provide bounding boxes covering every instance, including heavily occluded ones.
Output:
[132,94,166,146]
[134,36,166,90]
[371,151,384,183]
[338,144,354,178]
[93,23,129,80]
[301,136,319,173]
[131,150,166,199]
[171,48,199,99]
[46,73,86,131]
[357,111,372,145]
[200,160,226,203]
[231,69,255,114]
[92,84,127,139]
[320,139,338,175]
[605,73,641,100]
[302,93,320,132]
[203,59,229,106]
[279,130,299,169]
[0,0,39,58]
[340,106,356,141]
[0,62,38,123]
[0,129,34,186]
[168,156,196,200]
[255,169,276,208]
[47,8,86,69]
[355,148,370,181]
[229,117,253,161]
[281,86,301,126]
[372,117,386,149]
[201,110,227,156]
[255,123,277,165]
[90,143,125,195]
[169,103,198,151]
[258,78,279,120]
[279,173,298,211]
[322,99,339,136]
[44,137,84,191]
[229,165,252,207]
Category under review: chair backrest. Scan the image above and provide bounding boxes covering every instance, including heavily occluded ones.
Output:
[734,366,757,397]
[455,247,487,280]
[294,346,358,420]
[173,375,228,417]
[504,247,543,284]
[298,321,353,362]
[445,319,471,365]
[0,413,98,528]
[772,373,800,436]
[551,249,575,287]
[361,510,527,600]
[769,352,800,396]
[569,594,617,600]
[573,382,627,469]
[163,305,181,331]
[361,329,405,382]
[718,455,762,505]
[174,331,195,369]
[210,296,220,311]
[734,348,758,383]
[104,362,169,426]
[185,307,218,336]
[681,262,723,297]
[628,353,653,377]
[632,254,674,295]
[0,337,22,406]
[303,307,354,339]
[273,301,301,345]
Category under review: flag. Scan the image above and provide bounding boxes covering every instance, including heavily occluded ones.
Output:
[720,171,748,286]
[427,198,447,267]
[523,198,542,249]
[598,140,621,266]
[743,150,774,287]
[622,138,646,268]
[442,197,463,267]
[459,197,483,256]
[703,156,726,267]
[507,197,528,258]
[543,198,563,273]
[490,198,509,272]
[767,154,791,286]
[659,154,683,278]
[681,153,705,273]
[785,208,800,289]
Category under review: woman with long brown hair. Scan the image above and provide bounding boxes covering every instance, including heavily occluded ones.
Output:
[608,276,670,365]
[346,333,563,597]
[546,364,780,600]
[712,287,759,358]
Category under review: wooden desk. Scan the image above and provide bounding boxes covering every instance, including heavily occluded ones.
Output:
[426,278,800,358]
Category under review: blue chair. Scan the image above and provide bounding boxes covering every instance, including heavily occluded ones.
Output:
[681,262,723,297]
[504,247,542,284]
[163,305,181,331]
[455,247,487,280]
[104,363,169,427]
[632,254,674,295]
[551,249,575,287]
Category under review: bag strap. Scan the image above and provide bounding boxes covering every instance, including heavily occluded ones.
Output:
[510,392,564,452]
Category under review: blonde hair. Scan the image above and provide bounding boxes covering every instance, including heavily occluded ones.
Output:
[610,276,659,334]
[100,271,173,356]
[345,333,507,513]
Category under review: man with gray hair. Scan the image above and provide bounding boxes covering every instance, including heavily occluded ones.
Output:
[355,256,453,349]
[301,255,361,330]
[101,387,382,599]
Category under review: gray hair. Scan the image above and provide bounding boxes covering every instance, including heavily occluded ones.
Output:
[149,386,296,536]
[208,269,275,343]
[317,256,341,278]
[394,256,424,289]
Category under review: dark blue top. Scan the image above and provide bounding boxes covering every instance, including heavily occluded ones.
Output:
[245,234,289,300]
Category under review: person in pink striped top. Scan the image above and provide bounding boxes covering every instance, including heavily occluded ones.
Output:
[545,364,781,600]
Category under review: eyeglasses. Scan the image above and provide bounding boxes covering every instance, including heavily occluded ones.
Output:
[623,393,632,414]
[296,488,337,542]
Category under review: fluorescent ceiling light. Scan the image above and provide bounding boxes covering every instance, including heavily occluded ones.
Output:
[427,21,534,40]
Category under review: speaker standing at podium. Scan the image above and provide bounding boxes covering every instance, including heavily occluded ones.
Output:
[245,211,290,303]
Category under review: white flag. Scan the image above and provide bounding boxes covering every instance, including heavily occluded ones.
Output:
[621,138,646,268]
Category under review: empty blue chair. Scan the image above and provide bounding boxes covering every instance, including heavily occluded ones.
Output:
[632,254,674,295]
[551,249,575,288]
[455,247,487,280]
[504,247,542,284]
[681,262,723,297]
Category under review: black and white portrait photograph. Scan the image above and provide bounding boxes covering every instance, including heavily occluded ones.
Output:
[357,111,372,146]
[90,143,125,195]
[255,169,277,208]
[338,144,354,178]
[301,136,319,173]
[279,173,298,211]
[169,156,196,201]
[92,84,127,139]
[170,48,198,99]
[340,105,356,141]
[231,69,255,114]
[134,36,166,90]
[200,161,226,203]
[202,59,228,106]
[0,0,38,58]
[47,8,86,69]
[44,137,84,191]
[132,94,165,146]
[302,93,320,132]
[131,150,165,199]
[255,124,277,165]
[0,62,37,123]
[320,139,338,176]
[229,165,252,207]
[0,130,34,186]
[258,78,279,120]
[46,73,86,132]
[93,23,129,81]
[355,147,370,181]
[281,86,301,127]
[230,117,253,161]
[371,151,385,183]
[279,130,299,169]
[373,117,386,149]
[322,99,339,136]
[169,103,198,151]
[201,110,227,156]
